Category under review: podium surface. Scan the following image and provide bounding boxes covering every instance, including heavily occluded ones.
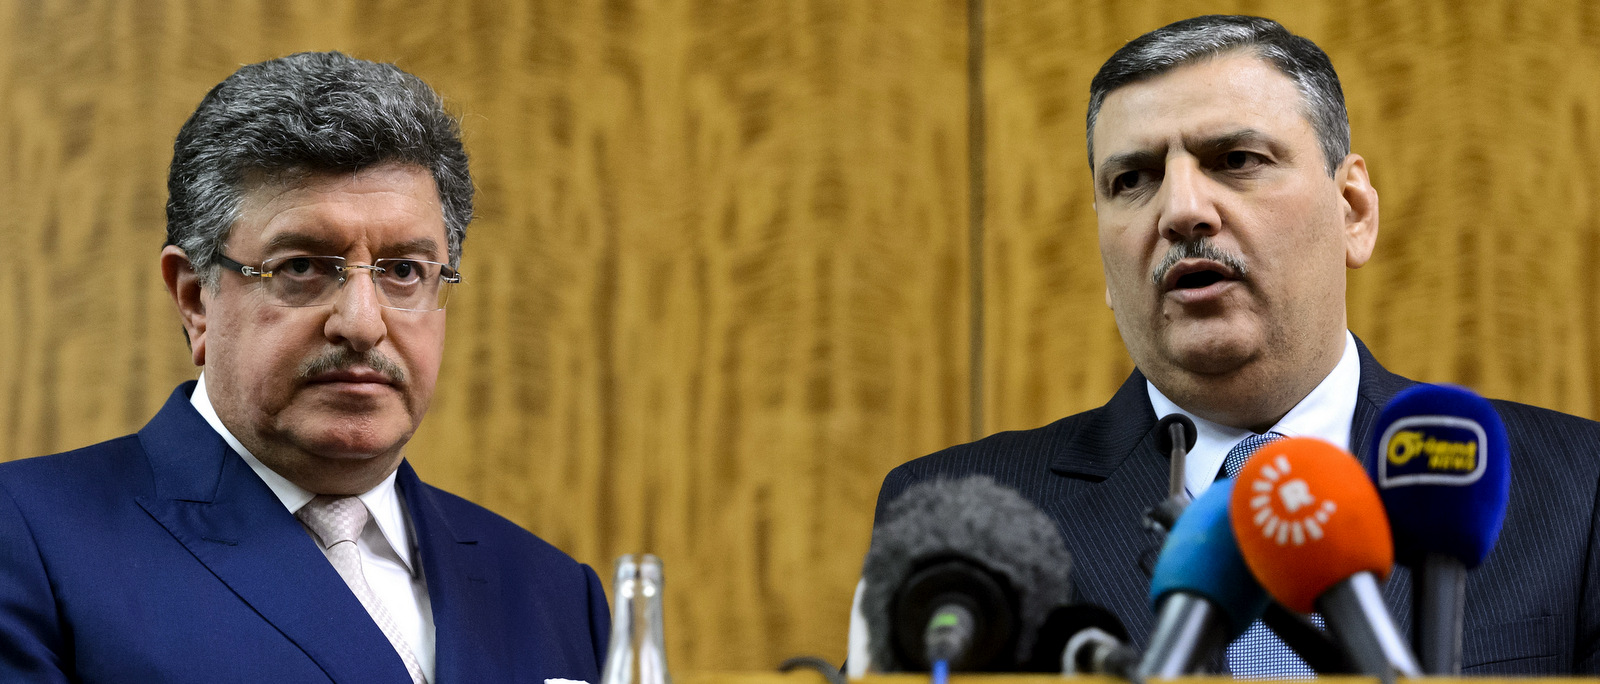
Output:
[678,673,1600,684]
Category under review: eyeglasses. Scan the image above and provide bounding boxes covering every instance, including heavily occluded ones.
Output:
[215,253,461,311]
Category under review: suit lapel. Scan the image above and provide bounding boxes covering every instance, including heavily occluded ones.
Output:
[1049,370,1163,482]
[1348,337,1421,635]
[400,464,497,681]
[1042,371,1171,644]
[133,383,412,684]
[1349,335,1417,455]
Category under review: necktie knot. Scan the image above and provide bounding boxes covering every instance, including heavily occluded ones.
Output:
[296,495,369,549]
[1223,431,1285,479]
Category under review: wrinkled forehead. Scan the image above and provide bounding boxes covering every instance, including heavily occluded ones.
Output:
[229,163,448,259]
[1090,54,1316,172]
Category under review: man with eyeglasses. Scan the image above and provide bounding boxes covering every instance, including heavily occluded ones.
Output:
[0,52,608,683]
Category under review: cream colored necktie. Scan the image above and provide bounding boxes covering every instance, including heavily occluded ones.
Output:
[297,495,427,684]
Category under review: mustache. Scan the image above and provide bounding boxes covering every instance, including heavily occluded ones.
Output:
[1149,238,1250,286]
[296,348,407,387]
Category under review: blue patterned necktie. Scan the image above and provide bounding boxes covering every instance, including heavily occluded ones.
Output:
[1220,432,1327,679]
[1221,432,1282,481]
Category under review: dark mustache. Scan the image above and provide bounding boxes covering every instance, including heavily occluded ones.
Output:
[1149,238,1250,286]
[297,348,407,386]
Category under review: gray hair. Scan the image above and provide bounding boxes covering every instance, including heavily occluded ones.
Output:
[166,51,472,285]
[1086,15,1349,176]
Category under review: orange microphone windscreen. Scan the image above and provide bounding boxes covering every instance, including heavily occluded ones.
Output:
[1228,437,1393,613]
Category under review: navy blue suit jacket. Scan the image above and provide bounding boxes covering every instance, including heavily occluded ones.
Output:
[874,339,1600,674]
[0,382,610,683]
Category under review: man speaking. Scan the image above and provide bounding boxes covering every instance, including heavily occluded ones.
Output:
[869,15,1599,674]
[0,53,608,682]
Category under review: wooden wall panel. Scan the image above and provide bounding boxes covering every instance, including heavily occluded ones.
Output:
[982,0,1600,434]
[0,0,969,670]
[0,0,201,465]
[18,0,1598,672]
[402,0,972,668]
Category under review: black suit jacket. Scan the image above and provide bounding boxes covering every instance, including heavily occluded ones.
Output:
[873,338,1600,674]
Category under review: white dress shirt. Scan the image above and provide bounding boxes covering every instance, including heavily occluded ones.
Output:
[190,375,436,681]
[1147,330,1362,500]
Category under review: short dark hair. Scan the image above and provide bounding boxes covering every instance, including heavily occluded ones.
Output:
[1086,15,1349,176]
[166,51,472,285]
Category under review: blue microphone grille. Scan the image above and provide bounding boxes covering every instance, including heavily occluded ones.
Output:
[1366,383,1510,568]
[1148,479,1270,639]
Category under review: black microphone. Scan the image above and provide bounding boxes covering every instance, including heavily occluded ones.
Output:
[1258,603,1351,674]
[1145,414,1198,532]
[860,476,1073,672]
[1028,603,1139,679]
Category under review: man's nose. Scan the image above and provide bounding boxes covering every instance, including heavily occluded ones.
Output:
[1157,158,1223,242]
[324,270,388,352]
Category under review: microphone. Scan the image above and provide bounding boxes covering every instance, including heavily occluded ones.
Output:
[1145,414,1198,531]
[859,476,1073,672]
[1139,479,1270,677]
[1366,384,1510,675]
[1145,419,1346,673]
[1028,603,1139,679]
[1228,437,1421,684]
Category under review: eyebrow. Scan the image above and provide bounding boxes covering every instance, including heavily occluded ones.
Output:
[380,237,443,259]
[1097,149,1165,186]
[262,233,443,259]
[261,232,337,254]
[1191,128,1282,159]
[1095,128,1283,187]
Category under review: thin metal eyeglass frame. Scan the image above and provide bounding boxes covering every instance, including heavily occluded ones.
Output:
[213,252,461,311]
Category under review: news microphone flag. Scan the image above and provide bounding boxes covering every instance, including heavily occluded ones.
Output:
[1367,383,1510,568]
[1229,437,1393,613]
[1229,437,1420,682]
[1366,383,1510,674]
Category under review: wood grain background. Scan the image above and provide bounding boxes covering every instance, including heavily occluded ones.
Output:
[3,0,1598,671]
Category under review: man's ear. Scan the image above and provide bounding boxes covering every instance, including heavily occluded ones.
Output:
[1336,154,1380,268]
[161,246,208,366]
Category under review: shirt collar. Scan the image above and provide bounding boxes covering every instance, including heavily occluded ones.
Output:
[1146,331,1361,499]
[189,374,416,573]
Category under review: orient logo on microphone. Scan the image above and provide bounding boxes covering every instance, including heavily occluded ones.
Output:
[1245,454,1338,547]
[1377,416,1487,488]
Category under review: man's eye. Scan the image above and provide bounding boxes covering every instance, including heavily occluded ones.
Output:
[1112,169,1155,195]
[272,257,337,279]
[388,260,420,280]
[1221,150,1263,170]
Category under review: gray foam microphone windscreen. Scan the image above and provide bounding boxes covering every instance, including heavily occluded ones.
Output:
[860,476,1073,670]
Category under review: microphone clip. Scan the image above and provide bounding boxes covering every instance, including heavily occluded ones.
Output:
[1144,414,1199,535]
